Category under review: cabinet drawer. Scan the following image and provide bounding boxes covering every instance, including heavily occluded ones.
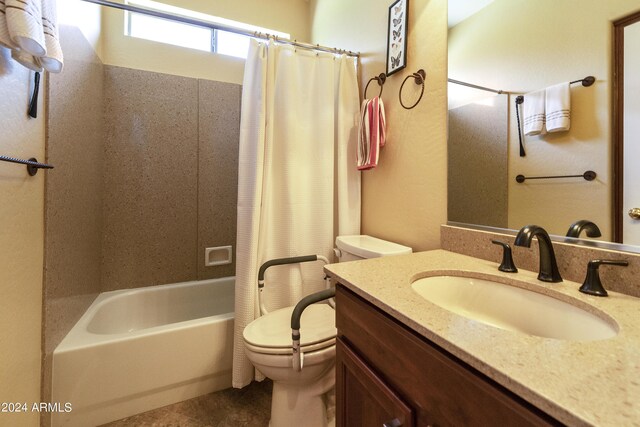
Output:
[336,285,560,427]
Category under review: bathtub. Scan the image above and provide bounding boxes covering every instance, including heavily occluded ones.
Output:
[51,277,235,427]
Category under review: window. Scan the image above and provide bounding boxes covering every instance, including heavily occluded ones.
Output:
[124,0,289,59]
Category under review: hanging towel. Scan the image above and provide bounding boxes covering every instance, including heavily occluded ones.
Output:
[545,82,570,132]
[39,0,62,72]
[0,0,18,49]
[11,48,42,71]
[357,99,370,168]
[6,0,46,56]
[523,89,545,136]
[357,96,386,170]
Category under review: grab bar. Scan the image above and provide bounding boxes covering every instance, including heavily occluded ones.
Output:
[257,254,330,316]
[291,288,336,372]
[0,155,54,176]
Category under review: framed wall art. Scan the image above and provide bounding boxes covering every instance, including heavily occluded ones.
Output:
[386,0,408,76]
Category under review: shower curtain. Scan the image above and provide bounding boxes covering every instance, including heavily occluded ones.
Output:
[232,39,361,388]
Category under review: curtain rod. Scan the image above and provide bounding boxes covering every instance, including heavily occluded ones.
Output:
[80,0,360,58]
[448,78,505,94]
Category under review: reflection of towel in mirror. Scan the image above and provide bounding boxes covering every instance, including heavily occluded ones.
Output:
[11,48,42,71]
[40,0,63,72]
[6,0,46,56]
[523,89,545,136]
[357,96,386,170]
[3,0,63,73]
[0,0,18,49]
[546,82,570,132]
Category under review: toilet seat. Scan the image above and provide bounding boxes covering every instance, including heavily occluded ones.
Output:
[243,304,336,355]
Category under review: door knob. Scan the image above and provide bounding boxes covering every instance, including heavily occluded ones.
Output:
[629,208,640,220]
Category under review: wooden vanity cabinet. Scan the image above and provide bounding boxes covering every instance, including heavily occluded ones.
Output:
[335,285,562,427]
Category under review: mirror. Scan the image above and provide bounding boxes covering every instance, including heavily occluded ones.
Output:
[447,0,640,251]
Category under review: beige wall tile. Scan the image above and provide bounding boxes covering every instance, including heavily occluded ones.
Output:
[43,25,105,412]
[101,66,199,290]
[197,80,241,280]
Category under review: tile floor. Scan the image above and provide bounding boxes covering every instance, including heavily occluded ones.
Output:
[100,380,272,427]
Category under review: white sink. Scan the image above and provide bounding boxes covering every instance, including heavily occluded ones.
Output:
[411,275,618,341]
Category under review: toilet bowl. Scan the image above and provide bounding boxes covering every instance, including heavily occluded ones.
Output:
[243,304,336,427]
[243,236,411,427]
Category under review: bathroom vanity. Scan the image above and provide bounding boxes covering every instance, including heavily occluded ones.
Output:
[325,250,640,426]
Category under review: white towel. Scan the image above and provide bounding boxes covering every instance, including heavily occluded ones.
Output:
[0,0,18,49]
[39,0,62,72]
[523,89,545,136]
[545,82,570,132]
[11,48,42,71]
[6,0,46,56]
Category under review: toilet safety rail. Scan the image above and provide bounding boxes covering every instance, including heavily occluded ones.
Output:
[291,288,336,372]
[257,254,330,316]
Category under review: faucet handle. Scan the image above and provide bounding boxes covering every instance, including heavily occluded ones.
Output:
[491,240,518,273]
[579,259,629,297]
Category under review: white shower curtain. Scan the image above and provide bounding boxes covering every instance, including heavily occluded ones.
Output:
[232,39,361,388]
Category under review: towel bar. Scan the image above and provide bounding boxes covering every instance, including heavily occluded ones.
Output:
[0,155,54,176]
[515,170,596,183]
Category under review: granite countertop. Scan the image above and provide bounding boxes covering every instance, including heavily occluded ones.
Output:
[324,249,640,427]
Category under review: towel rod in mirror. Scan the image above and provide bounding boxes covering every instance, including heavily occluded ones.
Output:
[0,155,54,176]
[516,170,596,183]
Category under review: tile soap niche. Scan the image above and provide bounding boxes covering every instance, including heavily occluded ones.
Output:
[205,246,233,266]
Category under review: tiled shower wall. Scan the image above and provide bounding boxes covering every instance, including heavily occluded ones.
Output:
[43,25,105,409]
[100,66,240,290]
[43,27,241,411]
[101,66,241,290]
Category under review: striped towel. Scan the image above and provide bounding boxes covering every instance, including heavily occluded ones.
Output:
[0,0,18,49]
[6,0,46,56]
[545,82,570,132]
[523,89,545,136]
[2,0,63,73]
[357,96,386,170]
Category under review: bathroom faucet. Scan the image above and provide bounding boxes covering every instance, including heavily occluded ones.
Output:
[514,225,563,283]
[566,220,602,238]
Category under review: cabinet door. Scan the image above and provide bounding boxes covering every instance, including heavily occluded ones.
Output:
[336,285,560,426]
[337,337,414,427]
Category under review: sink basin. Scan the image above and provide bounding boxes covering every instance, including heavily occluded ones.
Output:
[411,275,618,341]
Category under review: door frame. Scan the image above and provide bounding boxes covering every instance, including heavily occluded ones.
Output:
[613,11,640,243]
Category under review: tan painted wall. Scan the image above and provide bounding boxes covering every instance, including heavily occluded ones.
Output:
[448,0,640,239]
[310,0,448,252]
[100,0,311,84]
[0,51,45,427]
[58,0,103,58]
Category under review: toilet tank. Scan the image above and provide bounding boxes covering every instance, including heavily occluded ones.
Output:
[335,235,412,262]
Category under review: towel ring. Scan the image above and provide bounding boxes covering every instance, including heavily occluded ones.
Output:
[364,73,386,99]
[399,69,426,110]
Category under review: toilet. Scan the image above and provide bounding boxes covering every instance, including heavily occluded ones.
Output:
[242,235,412,427]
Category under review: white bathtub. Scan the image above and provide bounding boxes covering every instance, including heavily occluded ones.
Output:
[51,277,235,427]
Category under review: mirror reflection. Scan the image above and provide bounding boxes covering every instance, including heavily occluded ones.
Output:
[447,0,640,249]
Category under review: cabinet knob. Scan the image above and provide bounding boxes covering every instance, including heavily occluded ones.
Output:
[629,208,640,220]
[383,419,402,427]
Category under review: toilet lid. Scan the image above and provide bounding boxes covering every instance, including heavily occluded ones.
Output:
[243,304,336,349]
